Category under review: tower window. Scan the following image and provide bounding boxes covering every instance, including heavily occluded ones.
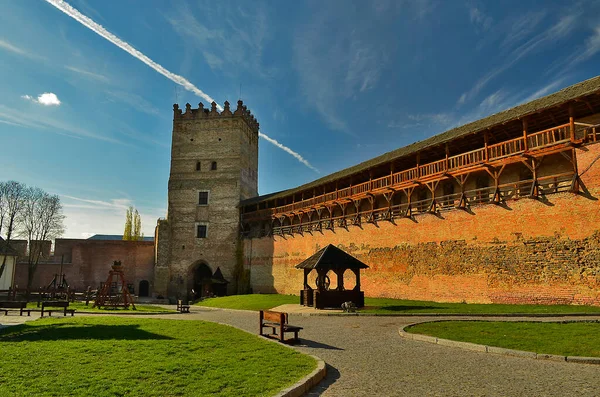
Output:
[196,161,201,171]
[196,224,207,238]
[211,161,217,170]
[198,191,209,205]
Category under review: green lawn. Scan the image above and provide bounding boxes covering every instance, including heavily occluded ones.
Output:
[26,302,176,313]
[362,297,600,314]
[0,317,316,397]
[194,293,600,315]
[406,320,600,357]
[197,294,299,311]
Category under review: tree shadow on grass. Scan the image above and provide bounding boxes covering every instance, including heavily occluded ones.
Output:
[0,323,173,342]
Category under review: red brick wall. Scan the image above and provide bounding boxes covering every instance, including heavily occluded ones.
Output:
[246,144,600,305]
[14,239,155,295]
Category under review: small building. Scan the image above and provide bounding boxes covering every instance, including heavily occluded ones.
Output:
[0,237,18,290]
[296,244,369,309]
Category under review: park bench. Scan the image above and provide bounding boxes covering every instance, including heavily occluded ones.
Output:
[259,310,303,343]
[41,300,75,317]
[177,300,190,313]
[0,301,32,316]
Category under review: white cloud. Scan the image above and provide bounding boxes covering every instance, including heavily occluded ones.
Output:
[0,38,44,60]
[21,92,62,106]
[469,6,492,32]
[458,12,578,106]
[60,194,165,238]
[0,104,121,143]
[523,78,566,102]
[44,0,218,105]
[44,0,317,172]
[65,65,109,82]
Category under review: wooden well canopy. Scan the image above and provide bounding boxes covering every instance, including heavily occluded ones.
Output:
[296,244,369,309]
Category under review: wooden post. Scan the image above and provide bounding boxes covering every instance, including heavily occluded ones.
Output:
[354,269,361,291]
[571,148,580,193]
[484,131,489,161]
[522,118,529,151]
[569,104,576,142]
[445,144,449,171]
[416,153,421,178]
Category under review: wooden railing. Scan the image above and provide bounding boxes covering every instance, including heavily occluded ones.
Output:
[488,137,525,160]
[448,148,486,170]
[242,122,600,221]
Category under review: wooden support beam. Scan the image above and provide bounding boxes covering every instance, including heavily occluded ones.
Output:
[522,118,529,151]
[569,104,576,142]
[569,148,579,193]
[484,131,489,161]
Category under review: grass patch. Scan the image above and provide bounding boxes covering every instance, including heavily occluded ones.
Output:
[194,294,600,315]
[0,317,316,396]
[362,297,600,314]
[26,302,176,313]
[196,294,298,311]
[406,320,600,357]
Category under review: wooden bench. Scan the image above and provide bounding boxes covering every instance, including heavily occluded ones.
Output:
[41,301,75,317]
[177,300,190,313]
[259,310,303,343]
[0,301,32,316]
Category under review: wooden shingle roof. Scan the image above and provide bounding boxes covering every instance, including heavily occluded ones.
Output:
[242,74,600,207]
[295,244,369,270]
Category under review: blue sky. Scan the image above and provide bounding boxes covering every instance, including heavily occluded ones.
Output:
[1,0,599,238]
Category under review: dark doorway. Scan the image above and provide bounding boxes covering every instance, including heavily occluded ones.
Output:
[192,262,213,299]
[138,280,149,297]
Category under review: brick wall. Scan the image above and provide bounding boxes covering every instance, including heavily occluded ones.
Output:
[14,239,155,295]
[246,144,600,305]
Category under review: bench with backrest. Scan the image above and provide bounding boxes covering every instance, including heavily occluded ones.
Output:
[177,300,190,313]
[259,310,303,343]
[0,301,32,316]
[41,300,75,317]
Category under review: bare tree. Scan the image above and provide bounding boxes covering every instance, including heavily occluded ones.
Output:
[19,187,65,290]
[0,181,26,281]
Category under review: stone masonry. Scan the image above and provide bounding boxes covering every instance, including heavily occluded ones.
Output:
[154,101,259,299]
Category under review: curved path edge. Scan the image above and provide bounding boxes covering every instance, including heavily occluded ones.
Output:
[275,356,326,397]
[399,321,600,365]
[182,311,328,397]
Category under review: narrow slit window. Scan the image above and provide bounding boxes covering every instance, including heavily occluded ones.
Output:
[198,191,209,205]
[211,161,217,170]
[196,161,201,171]
[196,224,207,238]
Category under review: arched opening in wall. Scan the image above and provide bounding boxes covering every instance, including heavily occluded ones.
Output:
[342,269,356,291]
[189,262,213,299]
[138,280,150,297]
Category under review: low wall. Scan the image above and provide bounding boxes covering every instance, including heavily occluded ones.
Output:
[14,239,155,295]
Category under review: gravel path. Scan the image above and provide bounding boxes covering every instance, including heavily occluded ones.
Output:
[178,308,600,397]
[3,308,599,396]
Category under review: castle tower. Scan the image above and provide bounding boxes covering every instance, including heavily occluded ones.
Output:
[154,100,259,299]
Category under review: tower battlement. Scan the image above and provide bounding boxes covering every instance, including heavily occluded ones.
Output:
[173,100,259,133]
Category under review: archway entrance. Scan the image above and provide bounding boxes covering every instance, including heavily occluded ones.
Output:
[138,280,149,297]
[190,262,213,299]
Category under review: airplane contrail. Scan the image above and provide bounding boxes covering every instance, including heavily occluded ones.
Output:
[44,0,318,173]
